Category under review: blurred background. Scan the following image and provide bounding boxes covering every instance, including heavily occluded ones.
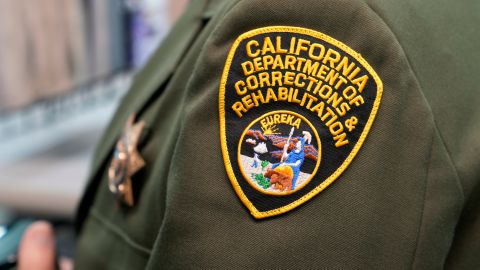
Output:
[0,0,188,264]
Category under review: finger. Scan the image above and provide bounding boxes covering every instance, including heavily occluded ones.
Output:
[18,221,56,270]
[59,257,74,270]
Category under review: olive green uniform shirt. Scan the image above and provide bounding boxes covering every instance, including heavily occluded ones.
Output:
[75,0,480,269]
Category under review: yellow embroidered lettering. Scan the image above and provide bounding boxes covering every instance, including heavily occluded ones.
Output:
[287,87,294,102]
[296,57,307,71]
[251,90,265,106]
[262,37,276,55]
[319,85,332,99]
[241,61,255,76]
[327,92,343,108]
[232,102,247,117]
[246,40,260,57]
[284,71,295,86]
[347,67,361,81]
[312,80,323,95]
[272,55,285,69]
[317,64,330,81]
[335,56,355,77]
[242,94,254,109]
[265,88,278,102]
[334,76,348,90]
[262,55,274,70]
[276,36,288,53]
[246,75,259,90]
[253,57,264,72]
[295,39,310,55]
[342,86,357,100]
[351,75,368,93]
[235,80,247,95]
[310,101,325,117]
[292,118,301,129]
[308,43,325,60]
[295,73,306,88]
[278,87,289,101]
[271,71,283,86]
[305,94,318,109]
[349,95,364,107]
[321,107,336,122]
[291,89,302,104]
[289,37,296,54]
[284,55,297,70]
[303,60,319,76]
[219,26,383,219]
[335,102,351,117]
[325,69,339,86]
[305,76,318,91]
[333,133,349,147]
[258,72,271,88]
[323,48,341,68]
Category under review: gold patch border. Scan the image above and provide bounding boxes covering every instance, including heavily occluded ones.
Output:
[237,110,322,196]
[219,26,384,219]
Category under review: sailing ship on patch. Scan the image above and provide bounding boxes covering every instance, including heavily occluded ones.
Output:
[239,111,321,195]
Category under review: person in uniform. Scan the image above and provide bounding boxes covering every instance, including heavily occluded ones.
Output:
[17,0,480,269]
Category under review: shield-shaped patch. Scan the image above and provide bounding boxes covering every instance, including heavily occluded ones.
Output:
[219,26,383,219]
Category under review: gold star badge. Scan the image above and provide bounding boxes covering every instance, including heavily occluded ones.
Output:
[108,114,146,207]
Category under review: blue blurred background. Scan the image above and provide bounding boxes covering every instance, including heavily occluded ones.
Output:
[0,0,187,262]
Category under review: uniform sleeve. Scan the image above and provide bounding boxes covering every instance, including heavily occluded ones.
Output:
[74,0,479,269]
[142,0,472,269]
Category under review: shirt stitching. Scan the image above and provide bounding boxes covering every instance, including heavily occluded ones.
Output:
[90,208,152,256]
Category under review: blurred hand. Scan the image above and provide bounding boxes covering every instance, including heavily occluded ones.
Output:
[18,221,56,270]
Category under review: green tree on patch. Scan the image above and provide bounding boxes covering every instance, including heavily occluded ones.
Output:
[252,173,270,189]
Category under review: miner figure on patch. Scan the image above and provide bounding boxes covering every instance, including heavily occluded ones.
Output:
[241,112,319,194]
[266,129,312,191]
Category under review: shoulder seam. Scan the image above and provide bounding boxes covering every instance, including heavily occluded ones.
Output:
[90,208,152,256]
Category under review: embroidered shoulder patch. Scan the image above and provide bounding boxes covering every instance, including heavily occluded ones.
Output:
[219,26,383,219]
